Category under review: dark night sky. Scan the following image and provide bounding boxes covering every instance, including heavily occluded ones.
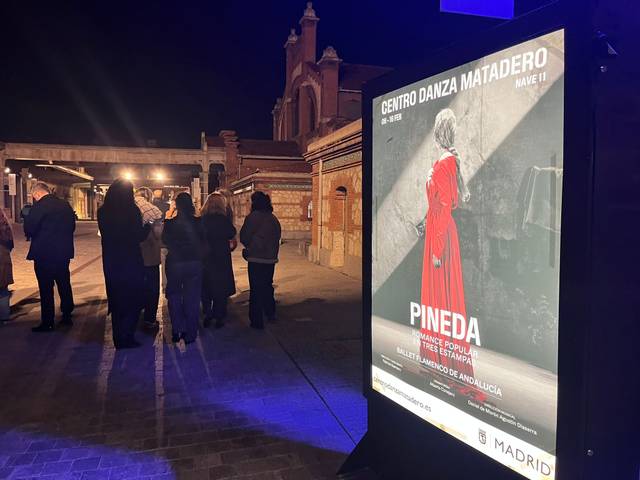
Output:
[1,1,550,148]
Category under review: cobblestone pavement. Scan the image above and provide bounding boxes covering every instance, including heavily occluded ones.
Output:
[0,222,365,479]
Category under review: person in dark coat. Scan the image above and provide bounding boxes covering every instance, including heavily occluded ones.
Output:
[200,193,236,328]
[239,191,281,330]
[98,179,149,349]
[0,207,14,322]
[24,182,76,332]
[162,192,204,344]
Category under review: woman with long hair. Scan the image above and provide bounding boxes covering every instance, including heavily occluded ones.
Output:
[162,192,204,344]
[421,109,475,382]
[200,193,236,328]
[239,191,281,329]
[98,179,150,349]
[216,188,238,252]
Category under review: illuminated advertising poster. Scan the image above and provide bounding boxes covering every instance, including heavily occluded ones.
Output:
[371,30,564,480]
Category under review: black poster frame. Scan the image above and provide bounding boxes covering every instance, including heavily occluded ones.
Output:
[360,2,595,479]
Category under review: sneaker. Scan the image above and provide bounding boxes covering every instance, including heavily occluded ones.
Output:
[59,315,73,326]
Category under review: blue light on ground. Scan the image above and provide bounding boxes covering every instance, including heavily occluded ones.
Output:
[440,0,515,19]
[0,429,174,479]
[187,367,362,454]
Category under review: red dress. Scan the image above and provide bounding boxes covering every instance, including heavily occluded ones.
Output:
[420,153,475,378]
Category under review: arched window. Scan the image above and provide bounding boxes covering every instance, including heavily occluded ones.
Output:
[335,186,347,198]
[308,91,317,132]
[307,200,313,219]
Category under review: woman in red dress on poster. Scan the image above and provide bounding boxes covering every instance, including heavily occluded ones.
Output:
[420,108,476,382]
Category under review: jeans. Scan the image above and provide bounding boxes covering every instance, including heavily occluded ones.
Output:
[142,265,160,324]
[248,262,275,327]
[166,260,202,342]
[34,260,74,325]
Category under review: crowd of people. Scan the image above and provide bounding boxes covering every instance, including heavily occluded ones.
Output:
[7,180,282,350]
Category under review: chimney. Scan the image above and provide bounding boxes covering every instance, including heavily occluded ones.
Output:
[219,130,239,186]
[299,2,319,64]
[201,131,208,152]
[284,28,299,89]
[318,46,342,133]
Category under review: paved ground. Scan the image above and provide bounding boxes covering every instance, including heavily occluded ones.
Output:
[0,222,365,480]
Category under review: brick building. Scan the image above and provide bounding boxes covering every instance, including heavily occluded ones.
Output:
[205,131,312,239]
[205,131,308,189]
[229,172,312,241]
[305,120,363,278]
[272,3,390,152]
[222,2,388,243]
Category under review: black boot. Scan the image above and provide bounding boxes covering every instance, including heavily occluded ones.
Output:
[115,340,142,350]
[32,323,54,333]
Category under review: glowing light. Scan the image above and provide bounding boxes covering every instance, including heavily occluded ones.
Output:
[27,173,33,179]
[154,170,166,181]
[3,167,10,174]
[123,170,134,181]
[440,0,514,18]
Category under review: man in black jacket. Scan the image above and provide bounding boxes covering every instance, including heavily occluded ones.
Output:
[24,182,76,332]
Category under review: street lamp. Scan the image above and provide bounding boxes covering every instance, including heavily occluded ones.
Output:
[3,167,10,174]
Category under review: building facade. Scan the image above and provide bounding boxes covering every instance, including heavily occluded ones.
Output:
[207,131,312,239]
[272,3,390,152]
[305,120,363,278]
[229,172,312,241]
[222,1,388,241]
